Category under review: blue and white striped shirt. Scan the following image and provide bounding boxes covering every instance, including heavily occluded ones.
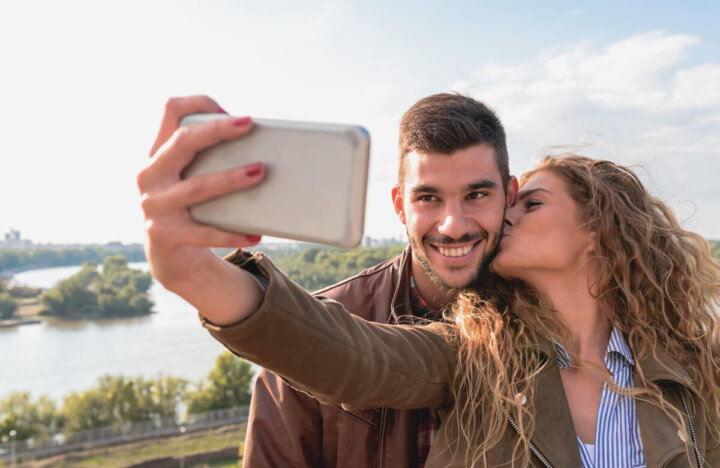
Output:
[555,327,646,468]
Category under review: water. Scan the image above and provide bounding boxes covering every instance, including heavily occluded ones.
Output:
[0,263,231,402]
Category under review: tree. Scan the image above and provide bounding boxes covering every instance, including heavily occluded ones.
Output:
[40,259,153,319]
[187,352,254,413]
[61,374,189,432]
[0,292,18,319]
[0,392,61,440]
[40,272,99,318]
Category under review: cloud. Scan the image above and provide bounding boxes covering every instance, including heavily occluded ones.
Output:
[452,31,720,238]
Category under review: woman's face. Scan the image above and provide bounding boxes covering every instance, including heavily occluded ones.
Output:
[492,171,594,283]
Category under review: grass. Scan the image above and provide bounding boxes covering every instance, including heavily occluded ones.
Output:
[7,424,245,468]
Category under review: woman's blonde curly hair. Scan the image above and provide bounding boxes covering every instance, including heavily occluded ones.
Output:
[444,154,720,466]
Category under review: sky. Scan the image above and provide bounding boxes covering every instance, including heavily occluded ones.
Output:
[1,0,719,245]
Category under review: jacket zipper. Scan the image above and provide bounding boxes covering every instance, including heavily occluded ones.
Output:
[506,414,553,468]
[677,386,702,468]
[376,407,387,468]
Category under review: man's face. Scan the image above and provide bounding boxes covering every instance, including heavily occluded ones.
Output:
[393,143,513,290]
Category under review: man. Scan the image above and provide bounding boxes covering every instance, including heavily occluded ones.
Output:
[138,93,517,467]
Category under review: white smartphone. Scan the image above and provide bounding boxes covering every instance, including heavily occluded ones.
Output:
[180,114,370,248]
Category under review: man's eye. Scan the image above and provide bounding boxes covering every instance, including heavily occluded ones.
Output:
[467,192,487,200]
[418,195,437,202]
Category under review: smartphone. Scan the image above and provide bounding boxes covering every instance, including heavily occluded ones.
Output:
[180,114,370,248]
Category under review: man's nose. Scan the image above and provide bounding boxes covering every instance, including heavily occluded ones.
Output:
[437,202,472,239]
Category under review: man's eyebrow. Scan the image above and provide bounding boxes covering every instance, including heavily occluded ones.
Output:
[517,188,552,200]
[410,185,439,194]
[410,180,499,195]
[465,180,498,191]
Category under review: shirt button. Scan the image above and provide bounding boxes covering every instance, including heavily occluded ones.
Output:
[677,430,686,442]
[515,393,527,406]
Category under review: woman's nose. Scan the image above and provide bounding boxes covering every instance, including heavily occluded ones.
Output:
[504,204,522,228]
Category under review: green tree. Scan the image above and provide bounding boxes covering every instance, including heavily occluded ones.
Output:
[0,291,18,319]
[187,352,254,413]
[0,246,146,274]
[272,244,406,290]
[61,375,189,432]
[0,392,62,440]
[40,259,153,319]
[40,273,98,318]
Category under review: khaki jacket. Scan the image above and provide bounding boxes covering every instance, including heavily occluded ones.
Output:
[202,252,720,467]
[241,247,426,467]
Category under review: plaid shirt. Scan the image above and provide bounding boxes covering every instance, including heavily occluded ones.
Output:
[408,274,441,467]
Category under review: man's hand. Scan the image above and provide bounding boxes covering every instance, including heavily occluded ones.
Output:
[138,95,264,324]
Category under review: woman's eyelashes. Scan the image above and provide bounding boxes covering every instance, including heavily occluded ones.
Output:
[524,200,542,211]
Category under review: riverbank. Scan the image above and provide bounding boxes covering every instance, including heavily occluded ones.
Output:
[0,318,41,328]
[0,296,43,328]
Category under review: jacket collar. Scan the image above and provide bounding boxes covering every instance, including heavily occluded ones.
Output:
[529,334,700,467]
[529,333,696,393]
[389,245,413,325]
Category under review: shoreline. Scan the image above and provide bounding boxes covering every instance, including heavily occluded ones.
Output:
[0,317,41,328]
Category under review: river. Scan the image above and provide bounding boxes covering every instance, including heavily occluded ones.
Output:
[0,263,231,402]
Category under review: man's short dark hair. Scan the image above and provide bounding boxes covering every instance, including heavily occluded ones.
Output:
[398,93,510,190]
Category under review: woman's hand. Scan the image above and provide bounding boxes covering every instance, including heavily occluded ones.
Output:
[137,95,264,324]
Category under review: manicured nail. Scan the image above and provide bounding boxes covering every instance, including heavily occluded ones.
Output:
[233,116,252,127]
[217,105,228,114]
[244,162,262,177]
[246,235,262,243]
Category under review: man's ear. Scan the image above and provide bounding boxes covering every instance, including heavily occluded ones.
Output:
[392,185,407,225]
[506,176,519,207]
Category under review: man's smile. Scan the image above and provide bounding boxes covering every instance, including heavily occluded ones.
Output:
[429,240,481,258]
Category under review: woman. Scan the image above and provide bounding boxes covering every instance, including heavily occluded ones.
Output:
[203,155,720,467]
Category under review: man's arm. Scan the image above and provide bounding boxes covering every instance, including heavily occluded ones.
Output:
[243,369,323,467]
[138,96,264,324]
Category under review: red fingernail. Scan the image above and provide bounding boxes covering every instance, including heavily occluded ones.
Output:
[233,116,252,127]
[244,162,262,177]
[217,105,228,114]
[246,235,262,243]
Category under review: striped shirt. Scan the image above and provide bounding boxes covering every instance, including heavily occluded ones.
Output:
[555,327,646,468]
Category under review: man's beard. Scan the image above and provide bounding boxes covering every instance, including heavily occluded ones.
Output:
[409,227,503,291]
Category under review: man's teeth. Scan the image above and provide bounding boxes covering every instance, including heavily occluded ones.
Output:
[438,245,473,257]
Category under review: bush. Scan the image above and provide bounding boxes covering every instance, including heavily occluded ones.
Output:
[0,292,18,319]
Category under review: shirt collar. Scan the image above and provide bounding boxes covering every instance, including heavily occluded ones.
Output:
[554,326,634,369]
[408,270,442,320]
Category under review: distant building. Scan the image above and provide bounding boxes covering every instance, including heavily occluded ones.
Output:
[1,229,33,250]
[0,229,144,252]
[5,229,20,242]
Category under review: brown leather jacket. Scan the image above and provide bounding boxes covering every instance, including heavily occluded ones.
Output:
[204,251,720,467]
[241,246,427,467]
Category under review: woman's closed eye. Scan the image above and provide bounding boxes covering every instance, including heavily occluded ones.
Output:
[524,200,542,210]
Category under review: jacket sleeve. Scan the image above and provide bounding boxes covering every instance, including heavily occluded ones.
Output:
[201,253,457,411]
[243,368,323,468]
